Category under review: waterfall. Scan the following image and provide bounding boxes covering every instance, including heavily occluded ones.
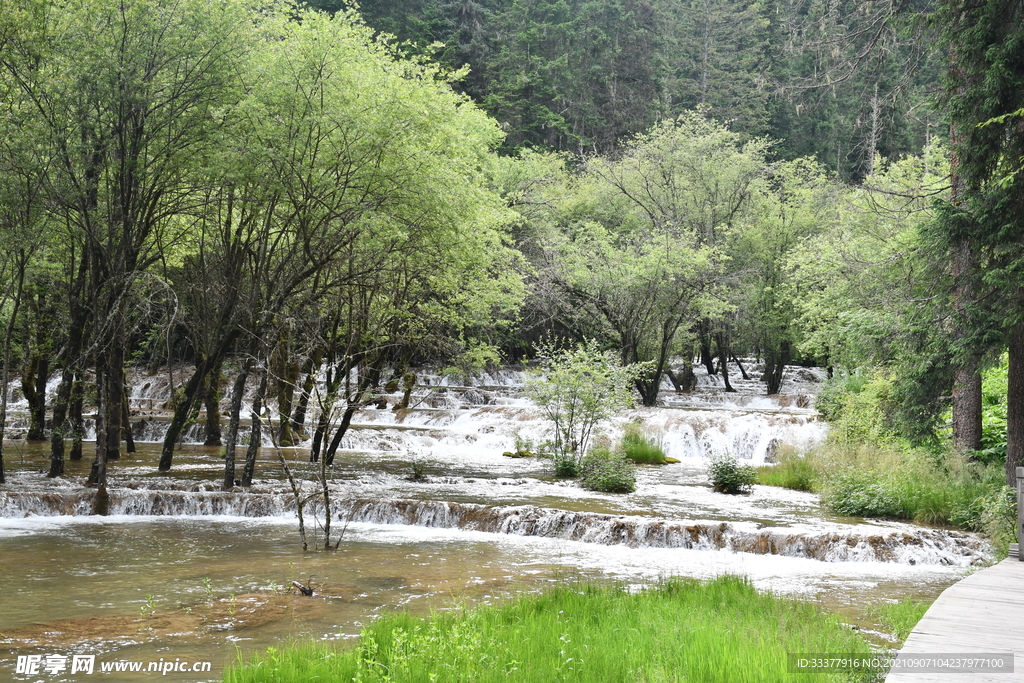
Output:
[0,490,989,567]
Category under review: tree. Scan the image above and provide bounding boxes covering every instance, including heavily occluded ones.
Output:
[532,113,772,404]
[937,0,1024,485]
[525,339,646,476]
[0,0,252,500]
[790,144,953,441]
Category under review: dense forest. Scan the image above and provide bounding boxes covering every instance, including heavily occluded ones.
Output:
[0,0,1021,497]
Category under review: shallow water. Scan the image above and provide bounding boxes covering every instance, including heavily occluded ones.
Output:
[0,366,988,682]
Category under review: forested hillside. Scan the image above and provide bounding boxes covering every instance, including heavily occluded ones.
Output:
[319,0,945,180]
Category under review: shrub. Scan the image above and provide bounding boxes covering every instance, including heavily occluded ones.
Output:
[619,423,667,464]
[706,453,756,494]
[579,447,637,493]
[975,354,1008,464]
[552,451,581,478]
[525,340,650,477]
[820,470,904,518]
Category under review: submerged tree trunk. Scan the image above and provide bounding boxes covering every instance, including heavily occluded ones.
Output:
[242,364,268,487]
[105,326,124,461]
[223,360,251,490]
[763,340,790,395]
[1006,321,1024,488]
[158,331,238,471]
[397,370,416,410]
[700,335,716,375]
[121,388,135,454]
[667,364,696,393]
[203,358,223,446]
[731,354,750,380]
[274,339,300,447]
[0,256,27,484]
[716,332,735,392]
[89,356,110,513]
[22,354,49,441]
[290,353,318,439]
[69,375,84,461]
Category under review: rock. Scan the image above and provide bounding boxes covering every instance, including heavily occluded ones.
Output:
[502,450,533,458]
[663,457,681,464]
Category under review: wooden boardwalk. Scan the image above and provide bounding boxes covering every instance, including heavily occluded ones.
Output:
[885,554,1024,682]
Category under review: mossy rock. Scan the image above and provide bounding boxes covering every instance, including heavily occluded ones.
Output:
[503,450,534,458]
[664,457,681,464]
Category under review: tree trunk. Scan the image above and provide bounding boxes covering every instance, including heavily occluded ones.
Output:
[323,403,358,466]
[700,335,716,375]
[88,356,110,509]
[764,340,790,395]
[0,255,27,484]
[223,360,251,490]
[242,364,268,486]
[48,366,71,478]
[290,353,318,439]
[23,354,49,441]
[397,371,416,410]
[203,358,223,446]
[731,354,750,380]
[121,387,135,454]
[950,239,983,452]
[716,332,735,392]
[1006,321,1024,488]
[105,329,124,461]
[273,339,299,447]
[69,374,84,461]
[158,332,238,471]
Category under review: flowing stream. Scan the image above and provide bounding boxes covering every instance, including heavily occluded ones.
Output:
[0,364,991,682]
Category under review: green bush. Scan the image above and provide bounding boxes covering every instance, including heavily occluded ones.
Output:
[579,447,637,493]
[552,451,580,478]
[821,470,904,518]
[815,372,870,422]
[620,423,667,464]
[976,354,1008,464]
[225,576,878,683]
[706,453,757,494]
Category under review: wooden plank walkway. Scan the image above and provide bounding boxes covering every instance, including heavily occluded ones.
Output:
[885,555,1024,682]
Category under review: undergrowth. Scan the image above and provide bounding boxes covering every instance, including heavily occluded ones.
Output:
[756,443,1015,550]
[578,446,637,493]
[225,576,878,683]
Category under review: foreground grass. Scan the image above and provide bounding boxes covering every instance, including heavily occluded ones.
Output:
[756,444,1015,550]
[226,576,877,683]
[871,598,931,643]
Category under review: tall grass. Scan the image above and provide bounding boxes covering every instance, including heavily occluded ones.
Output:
[755,443,1015,549]
[225,576,877,683]
[870,599,931,643]
[619,423,667,464]
[755,448,818,491]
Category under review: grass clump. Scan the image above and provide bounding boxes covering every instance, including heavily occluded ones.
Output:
[578,446,637,493]
[755,448,819,491]
[619,423,667,464]
[225,576,877,683]
[869,598,931,643]
[707,452,757,494]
